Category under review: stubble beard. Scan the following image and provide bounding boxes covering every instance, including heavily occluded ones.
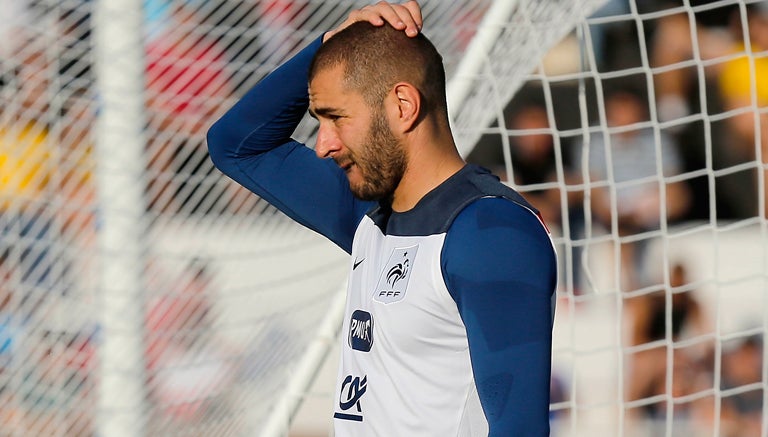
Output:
[348,110,407,202]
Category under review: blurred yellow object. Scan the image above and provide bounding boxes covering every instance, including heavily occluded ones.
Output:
[719,42,768,108]
[0,123,50,209]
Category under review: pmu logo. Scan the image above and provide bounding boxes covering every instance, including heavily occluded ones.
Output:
[373,245,418,304]
[348,310,374,352]
[333,374,368,422]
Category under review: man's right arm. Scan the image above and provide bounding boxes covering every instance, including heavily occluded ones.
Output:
[207,37,369,253]
[207,1,423,253]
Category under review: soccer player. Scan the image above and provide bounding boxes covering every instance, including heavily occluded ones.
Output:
[207,2,557,435]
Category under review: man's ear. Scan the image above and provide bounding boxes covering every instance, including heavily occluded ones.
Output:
[387,82,421,133]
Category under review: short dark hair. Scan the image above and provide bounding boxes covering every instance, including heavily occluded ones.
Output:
[309,22,448,119]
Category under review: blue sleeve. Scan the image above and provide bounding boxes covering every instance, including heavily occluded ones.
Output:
[442,198,557,436]
[206,36,374,253]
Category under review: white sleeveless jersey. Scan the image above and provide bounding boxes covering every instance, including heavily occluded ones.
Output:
[332,217,489,437]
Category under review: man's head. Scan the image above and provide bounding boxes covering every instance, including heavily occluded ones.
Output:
[308,22,448,202]
[309,21,447,117]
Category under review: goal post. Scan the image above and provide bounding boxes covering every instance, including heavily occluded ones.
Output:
[91,0,151,435]
[1,1,767,437]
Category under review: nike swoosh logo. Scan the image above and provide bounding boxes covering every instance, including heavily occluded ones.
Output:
[353,258,365,270]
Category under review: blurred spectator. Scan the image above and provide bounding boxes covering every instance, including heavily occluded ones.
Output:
[469,102,584,228]
[145,258,234,435]
[144,0,233,214]
[647,1,736,124]
[0,18,98,435]
[0,41,77,320]
[717,4,768,145]
[0,35,94,430]
[629,263,709,347]
[717,4,768,219]
[720,334,763,437]
[624,262,712,428]
[471,104,559,220]
[643,1,768,220]
[573,85,691,290]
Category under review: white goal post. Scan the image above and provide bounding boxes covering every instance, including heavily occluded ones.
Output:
[0,0,766,437]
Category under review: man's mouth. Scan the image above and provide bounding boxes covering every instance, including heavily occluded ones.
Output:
[336,159,354,173]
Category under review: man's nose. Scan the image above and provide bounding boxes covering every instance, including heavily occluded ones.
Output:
[315,123,341,159]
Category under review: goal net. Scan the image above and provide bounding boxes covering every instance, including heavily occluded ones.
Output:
[0,0,766,436]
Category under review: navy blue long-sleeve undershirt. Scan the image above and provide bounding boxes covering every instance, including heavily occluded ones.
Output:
[207,36,556,436]
[207,37,370,252]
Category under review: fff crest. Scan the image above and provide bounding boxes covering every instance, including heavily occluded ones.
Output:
[373,245,418,304]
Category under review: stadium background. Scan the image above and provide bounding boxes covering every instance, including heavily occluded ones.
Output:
[0,0,766,436]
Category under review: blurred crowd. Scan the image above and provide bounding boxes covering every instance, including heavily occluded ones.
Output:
[0,0,766,435]
[0,0,253,434]
[467,0,767,435]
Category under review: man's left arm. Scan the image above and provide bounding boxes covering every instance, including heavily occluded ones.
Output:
[443,197,557,436]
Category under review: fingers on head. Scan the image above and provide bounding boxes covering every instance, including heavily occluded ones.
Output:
[360,1,422,34]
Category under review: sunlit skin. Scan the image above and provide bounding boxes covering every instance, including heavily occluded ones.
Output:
[309,63,465,211]
[305,1,465,212]
[309,65,406,201]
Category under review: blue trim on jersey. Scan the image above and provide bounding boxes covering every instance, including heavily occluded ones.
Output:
[443,198,556,436]
[368,164,535,236]
[207,36,374,253]
[334,412,364,422]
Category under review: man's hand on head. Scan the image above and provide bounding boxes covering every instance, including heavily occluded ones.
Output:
[324,1,423,43]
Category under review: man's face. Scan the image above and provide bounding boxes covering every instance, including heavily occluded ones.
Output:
[353,105,407,201]
[309,65,406,201]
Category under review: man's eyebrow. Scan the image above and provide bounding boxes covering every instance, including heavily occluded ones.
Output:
[308,106,338,119]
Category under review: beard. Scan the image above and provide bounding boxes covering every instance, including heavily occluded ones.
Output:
[347,109,407,202]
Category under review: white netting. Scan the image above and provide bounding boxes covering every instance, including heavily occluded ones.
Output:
[1,0,767,436]
[462,1,768,436]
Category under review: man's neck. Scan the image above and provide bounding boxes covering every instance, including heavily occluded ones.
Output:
[390,130,465,212]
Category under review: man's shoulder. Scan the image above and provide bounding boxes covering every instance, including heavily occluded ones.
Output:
[462,165,532,204]
[452,165,539,224]
[450,166,550,239]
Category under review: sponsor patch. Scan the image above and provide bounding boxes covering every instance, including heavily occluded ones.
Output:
[334,374,368,422]
[348,310,374,352]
